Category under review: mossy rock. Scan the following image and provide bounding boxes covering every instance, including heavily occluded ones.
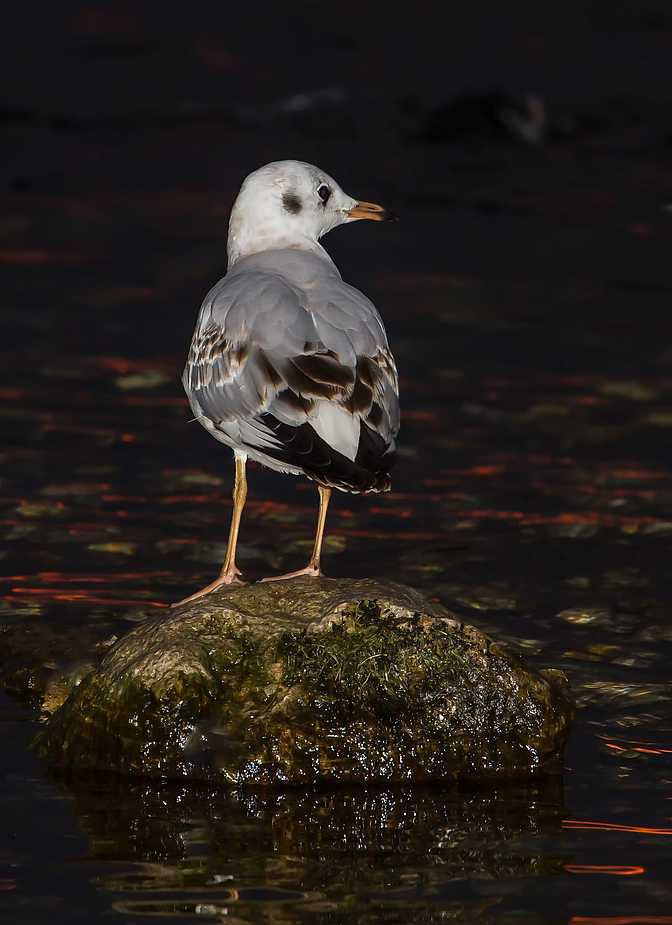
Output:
[36,578,574,783]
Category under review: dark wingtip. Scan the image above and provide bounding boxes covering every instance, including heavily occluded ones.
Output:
[255,413,396,493]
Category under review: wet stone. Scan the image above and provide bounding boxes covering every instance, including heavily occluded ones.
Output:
[36,578,574,783]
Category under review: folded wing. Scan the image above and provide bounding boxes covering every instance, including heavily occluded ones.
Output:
[183,265,399,492]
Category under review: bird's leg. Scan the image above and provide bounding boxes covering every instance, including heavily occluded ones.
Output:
[308,484,332,574]
[262,485,331,581]
[221,453,248,579]
[172,454,247,605]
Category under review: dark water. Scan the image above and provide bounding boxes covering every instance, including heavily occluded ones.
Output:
[2,1,672,922]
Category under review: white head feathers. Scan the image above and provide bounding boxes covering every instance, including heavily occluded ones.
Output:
[227,160,392,267]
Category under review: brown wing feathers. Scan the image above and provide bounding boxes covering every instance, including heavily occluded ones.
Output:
[256,349,395,492]
[188,328,397,493]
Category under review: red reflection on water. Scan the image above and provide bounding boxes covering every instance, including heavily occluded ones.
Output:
[563,821,672,836]
[571,919,672,924]
[597,732,672,755]
[599,735,672,756]
[573,395,610,405]
[452,509,665,528]
[6,589,166,606]
[564,865,644,875]
[101,495,149,502]
[16,500,66,512]
[604,469,670,480]
[605,743,672,755]
[6,572,171,582]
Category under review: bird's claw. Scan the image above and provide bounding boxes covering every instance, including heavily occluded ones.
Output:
[171,571,246,607]
[260,564,323,582]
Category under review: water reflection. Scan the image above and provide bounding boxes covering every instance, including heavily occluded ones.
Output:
[52,773,567,921]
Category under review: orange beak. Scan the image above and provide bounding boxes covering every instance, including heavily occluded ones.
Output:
[345,200,397,222]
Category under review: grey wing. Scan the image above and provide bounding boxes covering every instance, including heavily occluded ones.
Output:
[183,269,399,492]
[309,274,400,440]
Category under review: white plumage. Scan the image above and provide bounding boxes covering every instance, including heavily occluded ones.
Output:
[177,160,399,603]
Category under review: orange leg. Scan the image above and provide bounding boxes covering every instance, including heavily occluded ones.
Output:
[262,485,331,581]
[172,454,247,605]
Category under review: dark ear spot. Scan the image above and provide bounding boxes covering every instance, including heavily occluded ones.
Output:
[282,192,302,215]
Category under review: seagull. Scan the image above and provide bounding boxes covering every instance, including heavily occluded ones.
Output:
[177,160,399,604]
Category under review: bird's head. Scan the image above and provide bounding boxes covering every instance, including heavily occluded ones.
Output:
[227,160,395,266]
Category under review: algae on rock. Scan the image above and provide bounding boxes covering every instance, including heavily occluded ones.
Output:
[36,578,574,783]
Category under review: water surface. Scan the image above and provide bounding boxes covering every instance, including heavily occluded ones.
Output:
[2,1,672,921]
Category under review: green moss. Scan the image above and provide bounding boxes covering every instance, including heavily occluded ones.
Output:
[36,578,574,783]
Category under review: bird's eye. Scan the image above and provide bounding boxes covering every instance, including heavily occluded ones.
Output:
[317,184,331,204]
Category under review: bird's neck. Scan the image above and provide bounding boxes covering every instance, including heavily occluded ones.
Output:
[226,209,331,268]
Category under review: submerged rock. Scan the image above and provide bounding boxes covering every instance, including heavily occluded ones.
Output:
[36,578,574,783]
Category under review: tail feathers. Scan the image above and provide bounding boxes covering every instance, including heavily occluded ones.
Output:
[256,413,395,493]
